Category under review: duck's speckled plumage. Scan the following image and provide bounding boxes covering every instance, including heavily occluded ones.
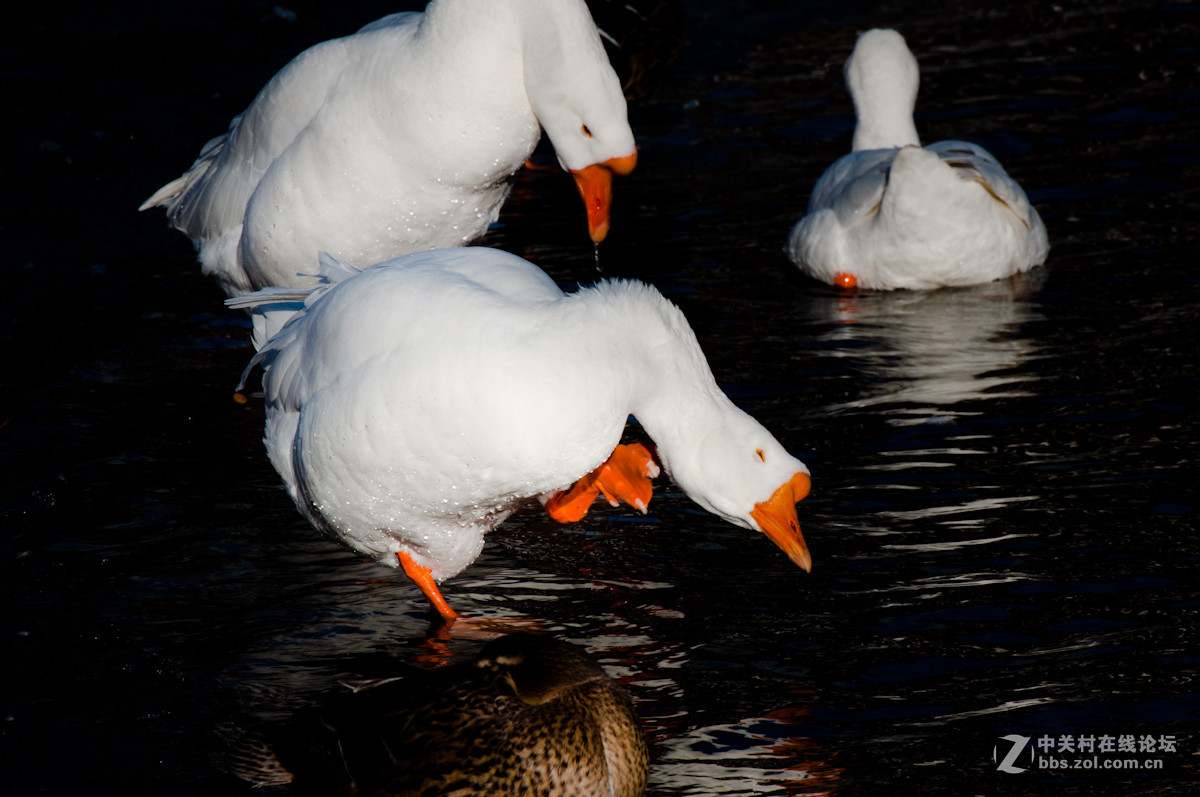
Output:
[228,634,650,797]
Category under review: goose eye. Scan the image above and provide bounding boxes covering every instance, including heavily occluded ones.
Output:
[581,124,593,138]
[756,449,766,462]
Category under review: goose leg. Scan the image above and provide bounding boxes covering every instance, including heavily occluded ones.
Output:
[397,551,459,623]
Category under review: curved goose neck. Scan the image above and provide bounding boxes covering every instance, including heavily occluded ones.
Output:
[364,2,539,183]
[418,0,606,91]
[569,282,734,479]
[510,0,633,169]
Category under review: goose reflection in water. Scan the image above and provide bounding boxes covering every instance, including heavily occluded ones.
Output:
[801,271,1047,571]
[807,270,1046,425]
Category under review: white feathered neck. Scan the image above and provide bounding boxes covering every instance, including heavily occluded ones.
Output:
[847,28,921,151]
[560,282,802,530]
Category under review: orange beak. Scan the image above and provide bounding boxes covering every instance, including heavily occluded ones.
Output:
[749,472,812,572]
[570,152,638,243]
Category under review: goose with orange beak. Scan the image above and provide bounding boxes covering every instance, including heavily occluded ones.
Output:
[231,247,813,625]
[140,0,637,317]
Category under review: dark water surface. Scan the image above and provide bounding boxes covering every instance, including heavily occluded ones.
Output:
[4,0,1198,794]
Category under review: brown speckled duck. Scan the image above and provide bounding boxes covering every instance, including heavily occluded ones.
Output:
[229,634,649,796]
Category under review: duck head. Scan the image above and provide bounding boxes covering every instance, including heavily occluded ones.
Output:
[475,633,607,705]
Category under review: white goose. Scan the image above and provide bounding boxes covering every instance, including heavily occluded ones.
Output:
[230,247,812,623]
[787,28,1049,291]
[140,0,636,299]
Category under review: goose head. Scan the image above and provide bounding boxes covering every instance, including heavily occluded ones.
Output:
[518,0,638,242]
[660,405,813,572]
[846,28,921,152]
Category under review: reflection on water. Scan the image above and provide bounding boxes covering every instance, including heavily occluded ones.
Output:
[794,272,1051,578]
[653,712,842,795]
[222,558,847,795]
[802,270,1046,423]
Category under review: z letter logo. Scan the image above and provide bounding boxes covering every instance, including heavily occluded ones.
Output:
[994,734,1032,774]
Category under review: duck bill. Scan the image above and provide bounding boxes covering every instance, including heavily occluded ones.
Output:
[749,472,812,573]
[570,152,638,244]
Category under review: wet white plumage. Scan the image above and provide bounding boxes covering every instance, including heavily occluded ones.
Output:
[141,0,635,298]
[787,28,1049,291]
[231,247,810,586]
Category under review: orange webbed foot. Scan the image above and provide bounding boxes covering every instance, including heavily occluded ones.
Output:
[544,442,660,523]
[595,441,660,512]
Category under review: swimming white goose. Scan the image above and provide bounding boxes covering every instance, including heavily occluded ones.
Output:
[140,0,637,299]
[786,28,1049,291]
[230,247,812,623]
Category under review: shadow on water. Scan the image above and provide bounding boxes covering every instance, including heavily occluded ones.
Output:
[3,0,1199,794]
